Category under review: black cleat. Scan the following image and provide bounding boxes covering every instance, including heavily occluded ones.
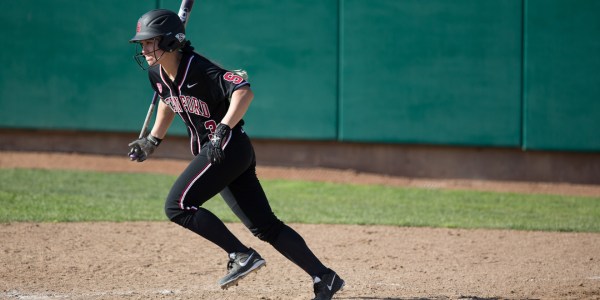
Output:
[312,270,345,300]
[218,248,266,289]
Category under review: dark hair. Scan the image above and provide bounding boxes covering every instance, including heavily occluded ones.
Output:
[181,40,195,53]
[179,40,230,70]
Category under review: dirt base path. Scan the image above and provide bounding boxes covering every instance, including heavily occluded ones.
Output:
[1,151,600,299]
[2,151,600,197]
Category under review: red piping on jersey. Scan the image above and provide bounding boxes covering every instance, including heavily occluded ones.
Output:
[157,69,188,144]
[158,67,195,154]
[178,56,192,90]
[177,55,203,154]
[158,56,202,155]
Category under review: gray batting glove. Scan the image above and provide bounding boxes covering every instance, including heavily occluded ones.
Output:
[128,135,162,162]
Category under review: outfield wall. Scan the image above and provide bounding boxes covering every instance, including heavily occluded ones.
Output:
[1,1,599,182]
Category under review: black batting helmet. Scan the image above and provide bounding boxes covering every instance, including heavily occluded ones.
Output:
[130,9,186,52]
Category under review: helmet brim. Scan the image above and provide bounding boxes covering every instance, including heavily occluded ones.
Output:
[129,32,159,43]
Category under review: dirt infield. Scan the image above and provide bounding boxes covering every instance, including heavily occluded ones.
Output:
[1,151,600,299]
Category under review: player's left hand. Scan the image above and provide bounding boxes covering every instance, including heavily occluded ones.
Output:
[207,123,231,165]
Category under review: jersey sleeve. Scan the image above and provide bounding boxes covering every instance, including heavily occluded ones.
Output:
[205,65,250,100]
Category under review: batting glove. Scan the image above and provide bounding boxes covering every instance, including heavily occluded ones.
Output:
[128,135,162,162]
[207,123,231,165]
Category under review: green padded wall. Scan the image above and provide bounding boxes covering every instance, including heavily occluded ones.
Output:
[1,1,599,152]
[161,0,339,140]
[523,0,600,151]
[339,0,523,146]
[0,1,155,132]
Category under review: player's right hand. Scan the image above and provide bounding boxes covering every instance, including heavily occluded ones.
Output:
[207,123,231,165]
[128,135,161,162]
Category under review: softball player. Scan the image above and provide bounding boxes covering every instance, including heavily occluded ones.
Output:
[127,9,344,299]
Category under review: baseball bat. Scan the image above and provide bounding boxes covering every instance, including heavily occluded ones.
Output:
[137,0,196,139]
[138,92,159,139]
[178,0,195,27]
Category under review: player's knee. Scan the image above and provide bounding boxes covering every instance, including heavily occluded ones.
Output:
[165,206,176,221]
[165,207,191,227]
[170,213,200,233]
[251,219,284,243]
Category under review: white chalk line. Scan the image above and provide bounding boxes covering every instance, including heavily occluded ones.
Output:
[0,289,186,299]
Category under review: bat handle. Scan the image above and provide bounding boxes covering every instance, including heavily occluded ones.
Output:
[138,92,159,139]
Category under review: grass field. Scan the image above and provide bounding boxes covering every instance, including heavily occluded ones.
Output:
[1,168,599,232]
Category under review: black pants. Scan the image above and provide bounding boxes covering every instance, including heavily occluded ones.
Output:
[165,127,274,227]
[164,127,328,277]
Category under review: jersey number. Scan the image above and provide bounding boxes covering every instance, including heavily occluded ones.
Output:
[223,72,244,84]
[205,120,217,140]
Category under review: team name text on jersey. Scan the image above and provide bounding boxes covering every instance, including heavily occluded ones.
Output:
[164,95,211,118]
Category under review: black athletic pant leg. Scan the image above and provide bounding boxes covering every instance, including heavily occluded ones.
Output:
[164,127,254,254]
[220,159,329,278]
[165,127,328,277]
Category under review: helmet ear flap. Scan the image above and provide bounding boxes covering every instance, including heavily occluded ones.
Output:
[166,40,177,52]
[159,37,177,52]
[157,32,186,52]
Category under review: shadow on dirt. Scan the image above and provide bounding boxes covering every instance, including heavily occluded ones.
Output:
[342,297,540,300]
[342,297,443,300]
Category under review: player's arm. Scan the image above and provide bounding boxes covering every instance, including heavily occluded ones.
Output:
[150,100,175,139]
[207,86,253,164]
[220,86,253,128]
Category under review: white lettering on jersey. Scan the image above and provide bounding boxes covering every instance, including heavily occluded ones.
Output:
[164,95,210,117]
[164,96,183,113]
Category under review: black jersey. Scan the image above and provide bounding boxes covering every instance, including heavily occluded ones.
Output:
[148,52,249,156]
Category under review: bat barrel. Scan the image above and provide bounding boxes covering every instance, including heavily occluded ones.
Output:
[178,0,195,26]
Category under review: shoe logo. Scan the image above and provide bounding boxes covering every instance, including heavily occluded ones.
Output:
[239,253,254,267]
[186,82,198,88]
[327,274,336,291]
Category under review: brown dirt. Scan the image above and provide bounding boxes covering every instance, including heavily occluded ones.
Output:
[1,151,599,300]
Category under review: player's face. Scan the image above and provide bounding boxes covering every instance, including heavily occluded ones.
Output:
[140,39,164,66]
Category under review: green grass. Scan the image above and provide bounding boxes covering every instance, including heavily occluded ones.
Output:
[1,168,599,232]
